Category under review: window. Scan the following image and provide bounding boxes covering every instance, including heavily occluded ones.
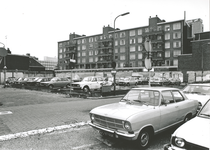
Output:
[115,48,118,53]
[173,23,181,30]
[59,54,62,59]
[95,50,98,55]
[157,35,162,40]
[165,33,170,40]
[89,37,93,42]
[145,28,149,32]
[172,91,184,102]
[89,50,93,56]
[63,48,66,52]
[138,37,143,43]
[137,29,142,35]
[82,38,86,43]
[130,38,135,44]
[173,41,181,48]
[120,55,125,60]
[165,51,170,57]
[59,43,63,47]
[95,36,98,41]
[77,59,80,63]
[157,26,162,31]
[120,39,125,45]
[165,42,170,49]
[138,45,143,51]
[130,46,135,52]
[82,52,86,56]
[82,58,86,63]
[109,34,112,38]
[120,47,125,53]
[77,46,80,50]
[130,54,135,60]
[82,45,86,50]
[115,40,118,46]
[77,52,80,57]
[89,57,93,62]
[120,32,125,37]
[89,43,93,48]
[162,91,174,104]
[165,25,170,31]
[129,30,135,36]
[173,50,181,56]
[138,61,143,67]
[95,57,98,62]
[173,32,181,39]
[115,33,118,38]
[59,49,62,53]
[138,53,143,59]
[173,59,178,66]
[77,40,81,44]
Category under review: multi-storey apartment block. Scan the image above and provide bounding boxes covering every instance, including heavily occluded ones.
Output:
[58,15,203,71]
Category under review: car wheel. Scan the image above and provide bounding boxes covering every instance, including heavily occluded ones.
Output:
[135,82,138,86]
[48,85,54,89]
[127,83,130,86]
[183,114,191,123]
[83,86,90,92]
[66,84,70,88]
[136,129,152,149]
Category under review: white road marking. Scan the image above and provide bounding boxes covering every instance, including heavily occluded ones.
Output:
[0,111,13,115]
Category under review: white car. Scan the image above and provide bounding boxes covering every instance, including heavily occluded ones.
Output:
[89,87,199,149]
[182,83,210,109]
[164,99,210,150]
[71,76,105,92]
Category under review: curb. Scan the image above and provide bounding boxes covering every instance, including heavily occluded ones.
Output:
[0,121,90,141]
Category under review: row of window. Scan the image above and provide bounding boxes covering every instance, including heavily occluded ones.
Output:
[63,23,181,45]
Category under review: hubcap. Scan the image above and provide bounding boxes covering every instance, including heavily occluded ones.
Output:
[141,132,149,146]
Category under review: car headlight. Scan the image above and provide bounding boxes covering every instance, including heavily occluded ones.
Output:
[123,121,132,132]
[172,137,185,148]
[90,114,95,121]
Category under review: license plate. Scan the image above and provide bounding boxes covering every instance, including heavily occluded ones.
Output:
[99,130,114,137]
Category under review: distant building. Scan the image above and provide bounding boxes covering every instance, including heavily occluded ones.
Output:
[38,56,58,70]
[58,15,203,72]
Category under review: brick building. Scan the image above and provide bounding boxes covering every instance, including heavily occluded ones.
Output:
[178,31,210,82]
[57,16,203,74]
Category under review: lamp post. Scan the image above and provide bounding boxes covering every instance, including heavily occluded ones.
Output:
[113,12,129,95]
[0,42,7,85]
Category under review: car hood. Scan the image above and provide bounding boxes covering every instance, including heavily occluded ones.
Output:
[173,117,210,148]
[184,93,210,105]
[90,102,152,120]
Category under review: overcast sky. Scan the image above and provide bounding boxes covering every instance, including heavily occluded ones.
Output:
[0,0,209,60]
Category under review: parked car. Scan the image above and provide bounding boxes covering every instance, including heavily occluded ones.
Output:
[164,99,210,150]
[71,76,105,92]
[168,78,181,85]
[182,83,210,110]
[35,77,52,87]
[138,77,149,85]
[118,77,138,86]
[150,77,170,86]
[89,87,199,149]
[26,77,42,86]
[5,77,16,86]
[20,77,36,86]
[40,77,71,89]
[107,77,119,85]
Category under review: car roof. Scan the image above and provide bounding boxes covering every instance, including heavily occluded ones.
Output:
[132,87,180,91]
[188,83,210,86]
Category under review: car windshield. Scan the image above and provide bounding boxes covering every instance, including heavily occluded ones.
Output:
[82,77,92,82]
[183,85,210,95]
[120,89,160,106]
[198,100,210,118]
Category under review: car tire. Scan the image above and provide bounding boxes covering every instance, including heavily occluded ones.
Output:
[127,83,130,86]
[48,85,54,89]
[136,129,152,149]
[66,84,70,88]
[83,86,90,92]
[183,114,191,123]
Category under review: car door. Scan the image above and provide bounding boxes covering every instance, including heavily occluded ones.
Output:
[172,90,196,121]
[159,90,179,129]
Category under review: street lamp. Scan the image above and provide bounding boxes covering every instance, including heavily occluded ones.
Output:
[113,12,130,95]
[0,42,7,85]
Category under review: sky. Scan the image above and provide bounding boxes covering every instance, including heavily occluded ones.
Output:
[0,0,209,60]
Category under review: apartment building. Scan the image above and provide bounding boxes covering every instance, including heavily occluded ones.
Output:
[58,15,203,71]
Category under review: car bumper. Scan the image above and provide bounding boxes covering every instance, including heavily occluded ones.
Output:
[89,122,136,140]
[163,144,185,150]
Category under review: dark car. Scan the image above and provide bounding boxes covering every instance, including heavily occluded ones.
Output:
[27,77,42,86]
[40,77,71,89]
[20,77,36,87]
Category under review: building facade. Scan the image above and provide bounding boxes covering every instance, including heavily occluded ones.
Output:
[58,16,203,72]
